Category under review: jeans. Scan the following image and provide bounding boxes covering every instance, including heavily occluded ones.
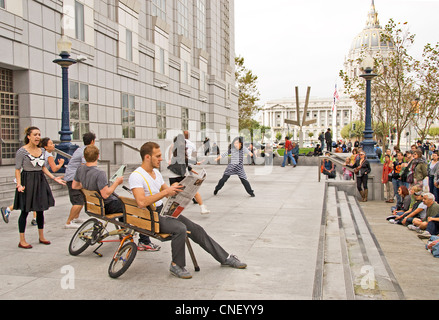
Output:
[282,150,296,167]
[392,179,403,203]
[427,214,439,236]
[428,176,439,202]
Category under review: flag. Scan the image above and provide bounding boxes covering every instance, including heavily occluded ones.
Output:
[332,84,340,112]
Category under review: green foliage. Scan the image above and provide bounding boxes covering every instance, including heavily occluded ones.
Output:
[235,56,261,131]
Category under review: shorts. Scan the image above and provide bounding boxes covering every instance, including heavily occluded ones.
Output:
[67,181,84,206]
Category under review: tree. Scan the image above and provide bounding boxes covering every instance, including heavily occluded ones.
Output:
[413,42,439,141]
[235,56,261,130]
[340,19,418,148]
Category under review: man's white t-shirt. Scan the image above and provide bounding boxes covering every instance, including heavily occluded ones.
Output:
[129,167,165,207]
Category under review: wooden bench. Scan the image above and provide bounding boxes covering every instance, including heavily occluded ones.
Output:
[80,189,124,222]
[80,189,200,271]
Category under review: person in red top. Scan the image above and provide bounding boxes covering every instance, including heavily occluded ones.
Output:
[382,154,394,203]
[281,137,297,167]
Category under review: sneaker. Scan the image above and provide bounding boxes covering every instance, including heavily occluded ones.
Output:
[388,219,395,224]
[64,223,79,229]
[137,241,161,251]
[407,225,420,232]
[1,207,10,223]
[169,263,192,279]
[221,254,247,269]
[72,218,86,224]
[418,231,431,239]
[31,219,37,226]
[200,204,210,214]
[386,215,396,221]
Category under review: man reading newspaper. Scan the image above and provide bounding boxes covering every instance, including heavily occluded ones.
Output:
[128,142,247,279]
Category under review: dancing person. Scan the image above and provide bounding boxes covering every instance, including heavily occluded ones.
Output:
[168,134,210,214]
[213,137,255,197]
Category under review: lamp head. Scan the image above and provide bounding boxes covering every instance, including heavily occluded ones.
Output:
[362,55,374,73]
[57,35,72,55]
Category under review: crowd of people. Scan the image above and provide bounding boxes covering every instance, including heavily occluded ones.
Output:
[0,128,247,280]
[382,142,439,244]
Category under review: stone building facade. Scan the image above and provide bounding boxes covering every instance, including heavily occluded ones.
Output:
[0,0,238,165]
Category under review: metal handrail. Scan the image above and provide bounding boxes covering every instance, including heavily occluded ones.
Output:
[54,147,111,179]
[113,141,140,164]
[318,155,356,182]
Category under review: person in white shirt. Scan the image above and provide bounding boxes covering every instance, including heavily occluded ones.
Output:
[129,142,247,279]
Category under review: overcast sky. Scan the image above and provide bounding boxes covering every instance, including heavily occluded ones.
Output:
[234,0,439,105]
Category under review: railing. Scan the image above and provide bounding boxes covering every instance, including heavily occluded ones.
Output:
[54,147,111,179]
[318,152,356,182]
[113,141,140,164]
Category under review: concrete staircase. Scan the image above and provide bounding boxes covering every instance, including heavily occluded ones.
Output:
[313,183,405,300]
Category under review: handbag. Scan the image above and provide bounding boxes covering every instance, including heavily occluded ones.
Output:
[167,162,186,176]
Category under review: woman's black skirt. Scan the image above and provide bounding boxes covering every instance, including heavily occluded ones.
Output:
[13,170,55,212]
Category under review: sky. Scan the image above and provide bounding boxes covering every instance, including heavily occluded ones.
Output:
[234,0,439,105]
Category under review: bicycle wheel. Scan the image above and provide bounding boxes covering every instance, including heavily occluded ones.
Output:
[69,218,99,256]
[108,241,137,278]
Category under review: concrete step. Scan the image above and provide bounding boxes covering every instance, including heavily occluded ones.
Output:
[322,186,355,300]
[318,184,403,300]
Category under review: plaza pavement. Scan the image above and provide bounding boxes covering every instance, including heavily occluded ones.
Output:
[0,163,438,301]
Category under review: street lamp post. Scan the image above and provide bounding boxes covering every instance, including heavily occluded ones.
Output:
[360,55,379,162]
[53,35,78,157]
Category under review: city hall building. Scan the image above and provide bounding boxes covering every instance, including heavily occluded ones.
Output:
[0,0,238,165]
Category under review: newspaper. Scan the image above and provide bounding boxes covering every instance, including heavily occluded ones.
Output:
[161,169,207,218]
[109,165,126,183]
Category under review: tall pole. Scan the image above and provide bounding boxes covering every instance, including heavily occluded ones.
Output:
[360,68,379,162]
[53,45,78,157]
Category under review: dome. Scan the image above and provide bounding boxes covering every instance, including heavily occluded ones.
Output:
[350,1,393,52]
[351,28,394,51]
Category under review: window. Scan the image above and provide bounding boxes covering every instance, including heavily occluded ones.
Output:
[0,68,19,162]
[181,108,189,131]
[200,112,207,140]
[0,0,5,9]
[176,0,189,38]
[75,1,85,41]
[159,48,165,74]
[183,61,189,84]
[157,102,166,139]
[122,93,135,138]
[70,81,89,141]
[126,29,133,61]
[152,0,166,21]
[195,0,207,50]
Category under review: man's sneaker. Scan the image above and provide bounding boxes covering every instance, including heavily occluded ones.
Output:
[1,207,10,223]
[418,230,431,239]
[221,255,247,269]
[170,263,192,279]
[137,241,161,251]
[407,225,420,232]
[200,204,210,214]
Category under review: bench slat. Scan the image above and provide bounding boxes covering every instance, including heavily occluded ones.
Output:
[86,203,104,215]
[126,215,152,231]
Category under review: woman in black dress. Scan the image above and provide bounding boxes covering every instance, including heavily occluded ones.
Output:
[14,127,65,248]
